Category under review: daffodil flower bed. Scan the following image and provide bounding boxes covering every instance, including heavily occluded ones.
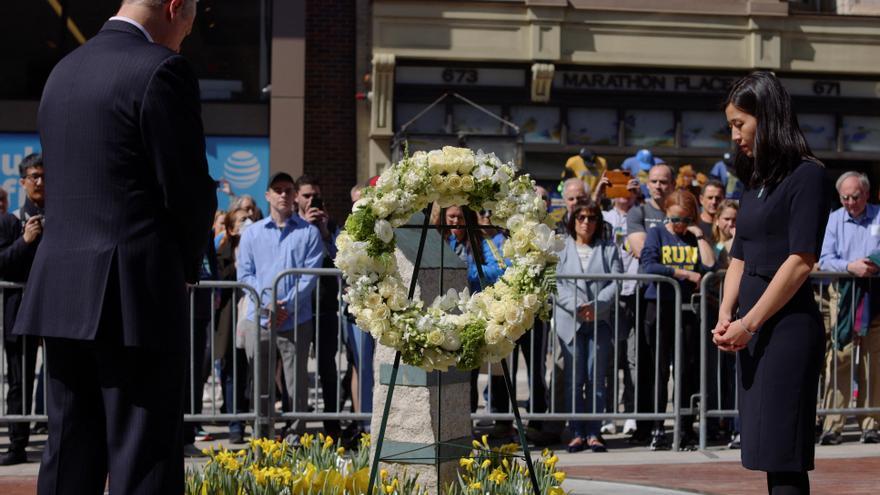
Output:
[185,433,569,495]
[447,436,568,495]
[336,146,563,371]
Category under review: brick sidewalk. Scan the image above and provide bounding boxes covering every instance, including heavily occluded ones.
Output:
[565,457,880,495]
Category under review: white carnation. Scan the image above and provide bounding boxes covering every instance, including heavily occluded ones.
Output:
[374,219,394,244]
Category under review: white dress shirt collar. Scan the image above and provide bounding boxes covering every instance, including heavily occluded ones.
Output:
[108,16,154,43]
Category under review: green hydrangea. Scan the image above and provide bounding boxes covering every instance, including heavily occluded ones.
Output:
[457,321,487,371]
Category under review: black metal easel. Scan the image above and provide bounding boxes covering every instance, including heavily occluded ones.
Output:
[366,203,541,495]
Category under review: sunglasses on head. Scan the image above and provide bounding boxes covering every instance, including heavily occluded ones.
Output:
[667,216,693,225]
[576,214,600,223]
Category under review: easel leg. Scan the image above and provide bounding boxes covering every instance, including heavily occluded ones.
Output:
[368,351,402,492]
[501,358,541,495]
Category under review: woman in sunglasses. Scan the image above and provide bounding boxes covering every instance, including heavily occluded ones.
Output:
[555,200,623,453]
[640,189,716,450]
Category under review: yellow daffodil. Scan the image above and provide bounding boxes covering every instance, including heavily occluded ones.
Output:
[553,471,566,483]
[487,467,508,484]
[459,458,475,470]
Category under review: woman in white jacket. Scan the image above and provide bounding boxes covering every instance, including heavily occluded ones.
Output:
[555,200,624,452]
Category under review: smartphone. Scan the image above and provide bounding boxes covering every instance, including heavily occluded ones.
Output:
[605,170,633,199]
[310,196,324,210]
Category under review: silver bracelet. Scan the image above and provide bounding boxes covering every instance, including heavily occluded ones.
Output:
[739,319,757,336]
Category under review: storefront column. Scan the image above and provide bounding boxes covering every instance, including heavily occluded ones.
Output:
[270,0,306,178]
[369,53,395,175]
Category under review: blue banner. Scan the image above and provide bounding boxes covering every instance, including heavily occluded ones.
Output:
[0,133,270,217]
[0,133,41,214]
[205,136,270,215]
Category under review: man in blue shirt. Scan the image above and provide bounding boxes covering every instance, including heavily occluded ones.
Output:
[237,171,324,438]
[818,171,880,445]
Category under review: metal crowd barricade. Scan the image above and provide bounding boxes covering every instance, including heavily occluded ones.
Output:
[0,281,47,426]
[267,267,371,438]
[472,273,686,450]
[699,270,880,449]
[183,281,263,435]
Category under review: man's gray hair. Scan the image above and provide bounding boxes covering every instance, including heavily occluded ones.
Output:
[562,177,588,194]
[835,171,870,193]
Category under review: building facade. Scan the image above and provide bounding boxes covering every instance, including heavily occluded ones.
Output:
[365,0,880,192]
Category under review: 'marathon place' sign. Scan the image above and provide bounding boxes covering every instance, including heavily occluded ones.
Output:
[554,70,880,99]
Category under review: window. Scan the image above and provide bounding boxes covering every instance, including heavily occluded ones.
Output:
[453,104,504,135]
[396,103,447,134]
[842,116,880,152]
[798,113,836,151]
[681,111,729,148]
[510,106,560,143]
[0,1,266,102]
[567,108,618,145]
[623,110,674,147]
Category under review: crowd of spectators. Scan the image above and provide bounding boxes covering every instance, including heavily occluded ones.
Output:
[2,148,879,465]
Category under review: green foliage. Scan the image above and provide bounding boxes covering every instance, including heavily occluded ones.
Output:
[457,321,487,371]
[345,208,376,242]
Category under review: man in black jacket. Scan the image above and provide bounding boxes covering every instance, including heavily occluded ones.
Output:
[0,153,44,466]
[12,1,216,493]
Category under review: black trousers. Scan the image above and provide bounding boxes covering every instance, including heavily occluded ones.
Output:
[315,311,340,434]
[3,336,39,452]
[637,299,699,432]
[511,321,550,423]
[183,318,210,444]
[37,338,185,495]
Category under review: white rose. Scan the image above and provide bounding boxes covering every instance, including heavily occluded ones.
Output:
[485,322,504,345]
[427,329,445,347]
[504,306,524,326]
[373,304,390,321]
[379,330,401,347]
[427,150,445,174]
[440,330,461,351]
[457,153,475,174]
[431,175,447,193]
[488,301,506,323]
[374,219,394,244]
[461,175,475,192]
[446,174,462,192]
[365,293,382,308]
[388,292,408,311]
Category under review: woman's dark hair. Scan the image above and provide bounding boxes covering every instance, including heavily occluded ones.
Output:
[566,200,608,243]
[723,71,816,189]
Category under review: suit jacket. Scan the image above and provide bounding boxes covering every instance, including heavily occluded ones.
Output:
[554,236,623,345]
[0,211,38,341]
[13,20,217,349]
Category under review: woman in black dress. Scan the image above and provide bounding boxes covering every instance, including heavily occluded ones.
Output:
[713,72,829,494]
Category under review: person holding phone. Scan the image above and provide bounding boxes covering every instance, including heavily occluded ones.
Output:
[293,175,343,439]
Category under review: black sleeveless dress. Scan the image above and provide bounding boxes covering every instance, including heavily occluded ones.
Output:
[730,160,829,472]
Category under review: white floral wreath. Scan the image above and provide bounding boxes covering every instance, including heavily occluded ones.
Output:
[335,147,563,371]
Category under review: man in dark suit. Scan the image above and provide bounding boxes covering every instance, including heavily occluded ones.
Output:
[13,1,216,493]
[0,153,44,466]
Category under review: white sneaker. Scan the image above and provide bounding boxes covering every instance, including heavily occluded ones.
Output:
[600,421,617,435]
[623,419,637,436]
